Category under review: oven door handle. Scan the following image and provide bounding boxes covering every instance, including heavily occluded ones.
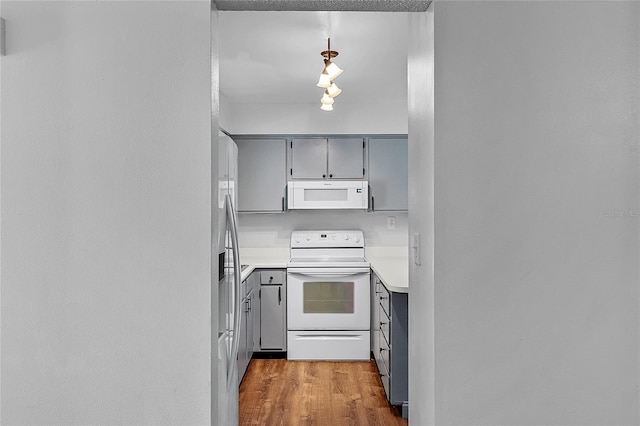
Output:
[288,270,369,278]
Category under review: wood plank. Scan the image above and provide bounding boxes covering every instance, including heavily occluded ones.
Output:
[239,359,408,426]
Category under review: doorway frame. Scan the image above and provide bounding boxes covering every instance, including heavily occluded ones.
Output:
[211,1,435,424]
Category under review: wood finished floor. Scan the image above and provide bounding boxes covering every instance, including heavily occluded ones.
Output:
[239,359,407,426]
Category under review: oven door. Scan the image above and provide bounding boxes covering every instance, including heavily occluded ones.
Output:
[287,267,370,330]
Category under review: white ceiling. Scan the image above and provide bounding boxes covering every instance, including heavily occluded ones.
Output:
[219,11,409,106]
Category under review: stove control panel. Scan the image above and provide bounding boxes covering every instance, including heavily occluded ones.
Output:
[291,230,364,248]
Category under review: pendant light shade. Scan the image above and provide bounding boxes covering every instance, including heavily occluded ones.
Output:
[320,103,334,111]
[324,60,343,80]
[321,91,334,105]
[326,83,342,98]
[316,71,331,88]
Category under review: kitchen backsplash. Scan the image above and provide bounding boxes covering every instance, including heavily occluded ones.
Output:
[238,210,408,248]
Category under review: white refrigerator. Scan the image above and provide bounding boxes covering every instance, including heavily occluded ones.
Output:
[217,131,241,426]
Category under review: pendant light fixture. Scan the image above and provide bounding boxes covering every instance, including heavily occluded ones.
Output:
[317,38,343,111]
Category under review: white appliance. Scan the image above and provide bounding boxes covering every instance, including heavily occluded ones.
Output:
[287,180,369,210]
[217,131,241,426]
[287,230,370,360]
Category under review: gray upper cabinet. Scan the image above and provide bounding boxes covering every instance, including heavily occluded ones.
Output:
[290,138,327,179]
[327,138,366,179]
[368,137,408,211]
[290,137,365,180]
[237,138,287,212]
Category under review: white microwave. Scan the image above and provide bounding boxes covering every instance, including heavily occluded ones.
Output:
[287,180,369,210]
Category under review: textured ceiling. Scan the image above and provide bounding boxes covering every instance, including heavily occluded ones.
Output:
[219,11,409,105]
[214,0,429,12]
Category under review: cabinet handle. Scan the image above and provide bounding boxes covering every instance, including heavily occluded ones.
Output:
[278,287,282,304]
[380,321,389,327]
[380,347,389,353]
[322,174,326,178]
[379,295,389,300]
[329,173,333,178]
[371,196,375,211]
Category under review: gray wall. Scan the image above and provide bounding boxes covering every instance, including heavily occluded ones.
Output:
[1,2,213,424]
[224,100,408,135]
[424,1,639,424]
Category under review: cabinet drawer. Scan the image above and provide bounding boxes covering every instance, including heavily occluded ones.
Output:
[380,314,391,348]
[379,345,391,382]
[378,285,390,318]
[260,271,285,285]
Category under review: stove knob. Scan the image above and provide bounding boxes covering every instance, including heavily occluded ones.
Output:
[344,234,350,240]
[354,236,360,243]
[295,237,302,244]
[330,234,336,240]
[305,234,311,241]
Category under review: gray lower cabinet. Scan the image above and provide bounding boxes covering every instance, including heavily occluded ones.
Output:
[238,275,256,381]
[258,270,287,351]
[368,137,408,211]
[236,138,287,212]
[372,272,408,409]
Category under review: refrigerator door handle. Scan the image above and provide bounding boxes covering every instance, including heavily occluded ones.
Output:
[225,193,242,391]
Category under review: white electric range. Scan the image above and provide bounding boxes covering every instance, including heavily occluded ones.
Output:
[286,230,370,360]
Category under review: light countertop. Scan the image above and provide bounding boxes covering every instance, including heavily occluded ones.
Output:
[365,247,409,293]
[240,247,289,281]
[238,246,409,294]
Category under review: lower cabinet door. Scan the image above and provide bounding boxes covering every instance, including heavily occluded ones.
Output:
[260,285,285,350]
[237,295,249,381]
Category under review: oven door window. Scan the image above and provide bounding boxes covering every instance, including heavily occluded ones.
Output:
[303,281,354,314]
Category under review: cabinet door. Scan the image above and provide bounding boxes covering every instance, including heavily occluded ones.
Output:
[246,289,255,364]
[260,285,286,350]
[290,138,327,179]
[328,138,365,179]
[237,138,287,212]
[237,294,249,381]
[389,292,409,405]
[251,273,261,352]
[368,137,408,211]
